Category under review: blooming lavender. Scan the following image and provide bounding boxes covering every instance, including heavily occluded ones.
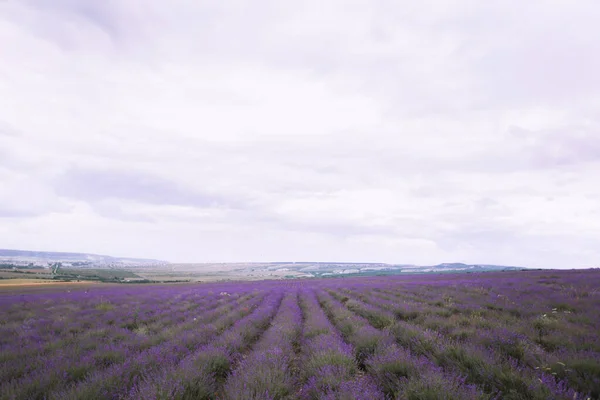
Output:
[222,291,302,399]
[0,269,598,399]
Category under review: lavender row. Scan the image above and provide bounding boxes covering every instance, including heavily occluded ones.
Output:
[221,290,303,399]
[126,289,285,399]
[2,289,261,399]
[293,289,381,399]
[337,283,599,398]
[1,290,237,384]
[328,287,588,399]
[317,289,487,399]
[0,269,598,399]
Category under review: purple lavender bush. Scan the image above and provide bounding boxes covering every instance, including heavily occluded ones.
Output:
[0,269,598,399]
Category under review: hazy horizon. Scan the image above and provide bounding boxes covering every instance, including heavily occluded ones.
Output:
[1,1,599,269]
[1,246,595,270]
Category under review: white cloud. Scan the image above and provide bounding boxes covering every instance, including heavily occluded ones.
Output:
[1,0,599,268]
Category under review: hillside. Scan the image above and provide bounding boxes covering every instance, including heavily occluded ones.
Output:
[0,248,168,268]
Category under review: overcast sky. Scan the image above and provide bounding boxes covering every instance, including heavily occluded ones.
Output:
[1,1,599,268]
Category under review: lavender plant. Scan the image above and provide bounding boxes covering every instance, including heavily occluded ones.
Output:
[0,269,598,399]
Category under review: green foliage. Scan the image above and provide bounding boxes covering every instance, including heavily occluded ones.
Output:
[394,309,419,321]
[367,353,417,396]
[94,302,115,311]
[533,314,558,340]
[195,351,231,382]
[396,372,487,400]
[65,364,92,383]
[304,350,356,378]
[93,350,125,367]
[303,327,330,339]
[564,359,600,398]
[550,302,577,313]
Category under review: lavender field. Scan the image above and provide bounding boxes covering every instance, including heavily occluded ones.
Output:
[1,270,599,400]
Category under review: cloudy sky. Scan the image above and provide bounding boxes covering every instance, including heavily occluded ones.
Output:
[1,1,599,268]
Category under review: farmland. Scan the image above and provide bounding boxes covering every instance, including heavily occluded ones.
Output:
[1,269,599,399]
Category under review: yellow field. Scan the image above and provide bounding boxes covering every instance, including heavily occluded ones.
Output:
[0,279,97,287]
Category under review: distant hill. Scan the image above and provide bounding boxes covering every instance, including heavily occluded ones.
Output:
[0,248,525,276]
[411,263,524,273]
[0,248,168,268]
[209,261,526,278]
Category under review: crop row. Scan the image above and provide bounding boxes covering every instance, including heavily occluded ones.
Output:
[1,270,598,399]
[2,285,266,399]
